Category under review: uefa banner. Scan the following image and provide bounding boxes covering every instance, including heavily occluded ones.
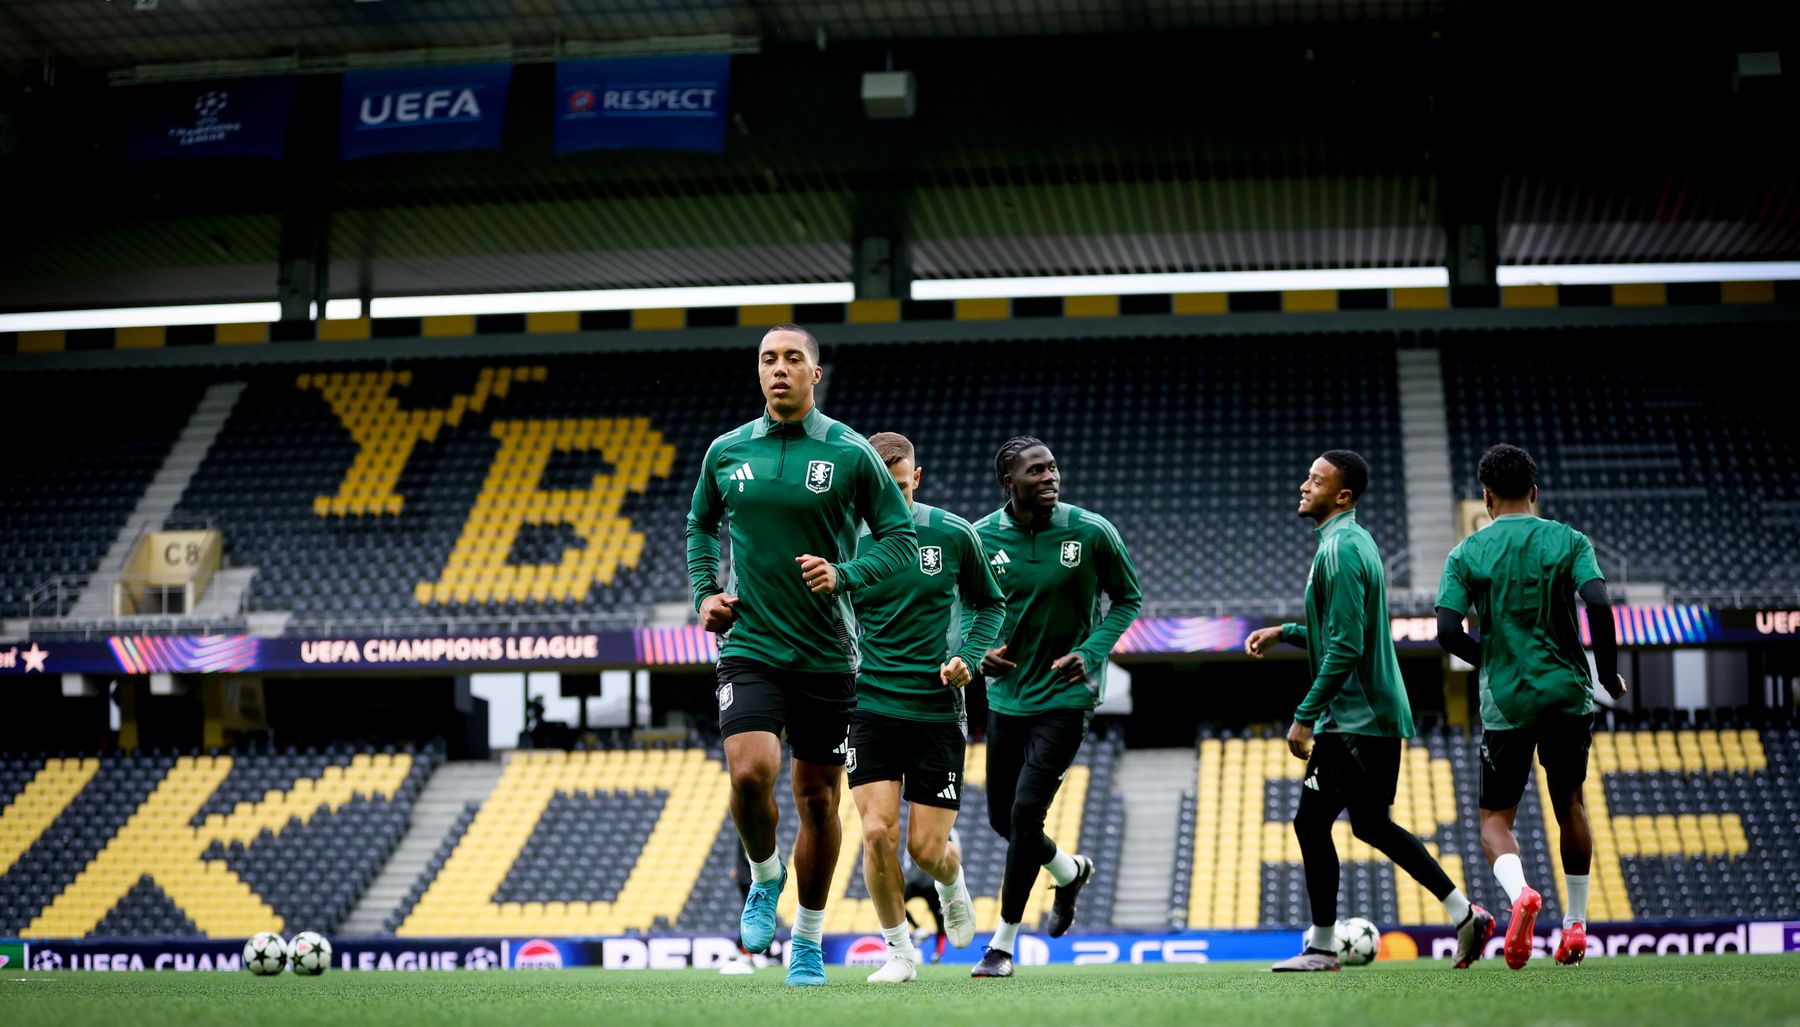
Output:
[339,63,512,160]
[127,77,297,162]
[9,922,1798,972]
[554,54,731,154]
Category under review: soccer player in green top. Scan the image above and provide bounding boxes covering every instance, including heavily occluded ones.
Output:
[845,432,1003,983]
[686,324,919,987]
[1246,450,1493,972]
[968,436,1142,979]
[1435,443,1627,970]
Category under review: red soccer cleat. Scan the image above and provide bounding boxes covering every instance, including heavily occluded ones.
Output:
[1555,922,1587,966]
[1504,887,1542,970]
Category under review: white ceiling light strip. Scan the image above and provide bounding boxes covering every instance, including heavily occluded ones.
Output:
[1496,262,1800,286]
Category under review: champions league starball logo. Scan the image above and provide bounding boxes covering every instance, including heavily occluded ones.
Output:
[168,88,244,147]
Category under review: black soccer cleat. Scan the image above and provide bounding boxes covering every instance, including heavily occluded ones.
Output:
[1045,854,1095,938]
[970,947,1014,978]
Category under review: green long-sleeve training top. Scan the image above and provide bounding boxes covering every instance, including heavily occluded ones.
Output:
[1279,509,1415,737]
[687,406,918,674]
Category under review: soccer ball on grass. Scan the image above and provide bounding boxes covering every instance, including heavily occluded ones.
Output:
[243,931,287,975]
[288,931,332,975]
[1333,917,1380,966]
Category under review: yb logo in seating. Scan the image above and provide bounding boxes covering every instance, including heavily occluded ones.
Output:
[303,367,677,606]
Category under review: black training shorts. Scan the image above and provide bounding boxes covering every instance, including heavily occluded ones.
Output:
[1302,732,1403,808]
[1479,711,1594,811]
[845,708,967,810]
[716,656,856,765]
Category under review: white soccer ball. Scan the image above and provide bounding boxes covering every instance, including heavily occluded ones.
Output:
[243,931,287,975]
[1334,917,1380,966]
[288,931,332,975]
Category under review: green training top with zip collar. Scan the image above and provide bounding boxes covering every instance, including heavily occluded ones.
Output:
[851,500,1007,723]
[686,405,918,674]
[1279,509,1415,737]
[970,501,1142,716]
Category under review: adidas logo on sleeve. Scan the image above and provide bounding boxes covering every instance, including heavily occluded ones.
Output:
[729,463,756,481]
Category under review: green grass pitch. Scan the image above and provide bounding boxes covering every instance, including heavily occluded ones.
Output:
[5,955,1798,1027]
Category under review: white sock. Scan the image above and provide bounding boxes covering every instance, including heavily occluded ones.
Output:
[1310,922,1336,953]
[1442,888,1472,925]
[934,867,967,904]
[880,922,916,958]
[1493,853,1529,903]
[795,905,825,945]
[989,920,1020,955]
[747,850,782,885]
[1564,874,1590,928]
[1045,846,1081,887]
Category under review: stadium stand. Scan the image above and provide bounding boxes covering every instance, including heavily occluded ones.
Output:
[2,372,207,620]
[168,357,735,635]
[396,745,729,938]
[19,326,1797,633]
[1441,325,1800,602]
[1,335,1406,635]
[3,724,1793,938]
[827,335,1410,612]
[1183,719,1799,931]
[0,744,437,939]
[210,729,1128,939]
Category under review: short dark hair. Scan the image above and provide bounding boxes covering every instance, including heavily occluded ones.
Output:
[1478,443,1538,500]
[867,431,914,468]
[761,323,819,363]
[994,435,1048,489]
[1320,449,1370,501]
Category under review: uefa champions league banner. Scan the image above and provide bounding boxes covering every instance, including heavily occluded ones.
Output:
[339,63,512,160]
[0,632,637,677]
[11,937,506,972]
[127,77,297,162]
[554,54,731,154]
[4,606,1798,677]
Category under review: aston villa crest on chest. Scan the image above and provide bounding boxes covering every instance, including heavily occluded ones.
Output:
[805,460,835,494]
[919,545,943,575]
[1060,540,1083,568]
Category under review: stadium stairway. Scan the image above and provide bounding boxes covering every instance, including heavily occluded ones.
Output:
[340,761,505,936]
[65,382,248,623]
[1395,349,1458,598]
[1110,749,1198,927]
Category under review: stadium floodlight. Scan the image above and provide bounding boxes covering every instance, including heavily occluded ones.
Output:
[368,282,855,319]
[910,268,1450,301]
[0,302,283,332]
[1497,262,1800,286]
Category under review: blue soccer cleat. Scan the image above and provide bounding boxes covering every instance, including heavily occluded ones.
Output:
[785,937,826,987]
[739,862,787,955]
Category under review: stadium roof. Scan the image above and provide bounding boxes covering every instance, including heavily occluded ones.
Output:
[0,0,1794,311]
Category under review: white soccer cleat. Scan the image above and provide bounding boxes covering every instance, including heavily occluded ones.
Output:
[943,885,977,948]
[866,951,919,984]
